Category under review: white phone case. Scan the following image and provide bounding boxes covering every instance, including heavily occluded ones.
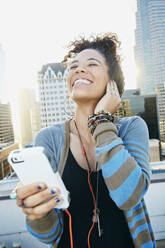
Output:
[8,146,69,209]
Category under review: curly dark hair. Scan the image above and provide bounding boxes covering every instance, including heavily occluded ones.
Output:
[62,33,125,96]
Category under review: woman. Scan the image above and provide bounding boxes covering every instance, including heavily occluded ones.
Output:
[16,33,156,247]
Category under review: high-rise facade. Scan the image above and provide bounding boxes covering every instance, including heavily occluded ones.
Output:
[135,0,165,94]
[0,44,5,101]
[30,101,41,141]
[0,102,17,179]
[154,83,165,142]
[134,0,165,141]
[115,90,161,161]
[116,90,160,141]
[18,88,36,147]
[38,63,74,128]
[0,143,19,179]
[0,102,14,144]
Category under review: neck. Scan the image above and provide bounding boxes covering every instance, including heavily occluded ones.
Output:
[73,104,95,142]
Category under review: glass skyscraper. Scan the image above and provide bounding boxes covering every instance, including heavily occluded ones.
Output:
[135,0,165,94]
[0,44,5,101]
[134,0,165,141]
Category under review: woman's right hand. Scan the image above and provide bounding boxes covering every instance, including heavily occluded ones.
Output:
[16,182,62,220]
[94,81,121,114]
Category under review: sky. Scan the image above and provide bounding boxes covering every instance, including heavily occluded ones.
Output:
[0,0,137,103]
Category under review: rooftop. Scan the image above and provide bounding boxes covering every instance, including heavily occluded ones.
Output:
[0,161,165,247]
[39,63,66,76]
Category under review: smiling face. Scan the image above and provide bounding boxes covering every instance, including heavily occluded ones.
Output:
[67,49,110,104]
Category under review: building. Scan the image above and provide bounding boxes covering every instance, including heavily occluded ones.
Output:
[0,44,5,101]
[30,101,41,140]
[116,90,161,161]
[117,90,160,140]
[149,139,161,162]
[154,83,165,142]
[0,143,19,179]
[134,0,165,94]
[134,0,165,141]
[18,89,41,146]
[18,88,36,147]
[0,102,14,144]
[38,63,74,128]
[0,102,17,179]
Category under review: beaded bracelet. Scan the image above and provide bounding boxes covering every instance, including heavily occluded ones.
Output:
[88,110,114,134]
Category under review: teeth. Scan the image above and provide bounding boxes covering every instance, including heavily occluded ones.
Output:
[74,79,91,86]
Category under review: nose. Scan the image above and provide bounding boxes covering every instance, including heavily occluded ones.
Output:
[75,65,86,73]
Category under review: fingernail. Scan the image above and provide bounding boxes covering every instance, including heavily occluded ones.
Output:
[37,185,42,190]
[22,200,25,207]
[55,198,60,203]
[50,189,56,195]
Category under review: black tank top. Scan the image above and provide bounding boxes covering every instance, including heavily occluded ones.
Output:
[58,149,134,248]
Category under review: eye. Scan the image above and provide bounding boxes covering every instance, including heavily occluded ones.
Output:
[70,65,78,70]
[88,63,98,67]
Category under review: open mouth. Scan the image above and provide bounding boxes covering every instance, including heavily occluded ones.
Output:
[72,78,93,87]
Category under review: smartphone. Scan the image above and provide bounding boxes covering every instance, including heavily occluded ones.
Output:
[8,146,69,209]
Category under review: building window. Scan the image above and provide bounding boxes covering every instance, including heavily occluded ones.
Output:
[48,70,51,78]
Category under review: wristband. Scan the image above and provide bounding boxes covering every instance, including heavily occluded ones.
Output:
[88,110,114,134]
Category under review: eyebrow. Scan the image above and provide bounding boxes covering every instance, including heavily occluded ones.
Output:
[70,58,102,65]
[88,58,102,64]
[70,60,79,64]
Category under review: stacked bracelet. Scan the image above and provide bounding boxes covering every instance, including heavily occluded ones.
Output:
[88,110,114,134]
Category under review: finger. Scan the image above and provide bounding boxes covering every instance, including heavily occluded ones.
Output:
[22,196,62,217]
[106,82,112,93]
[23,187,60,208]
[107,81,116,96]
[16,198,24,207]
[16,181,47,200]
[111,80,117,92]
[16,181,23,189]
[112,81,120,96]
[27,214,44,220]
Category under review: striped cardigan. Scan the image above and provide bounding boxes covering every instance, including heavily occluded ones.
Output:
[26,116,156,247]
